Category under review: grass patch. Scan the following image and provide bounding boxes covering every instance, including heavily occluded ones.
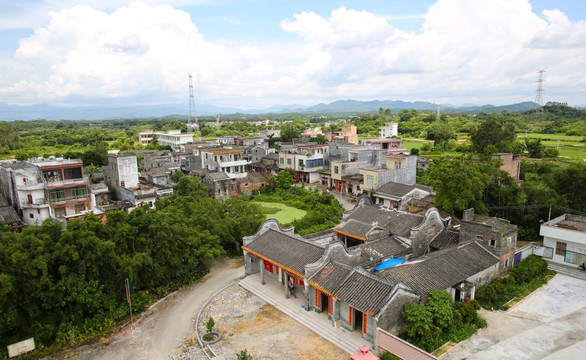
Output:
[253,201,307,225]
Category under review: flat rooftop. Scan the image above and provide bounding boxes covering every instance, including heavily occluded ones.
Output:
[551,220,586,233]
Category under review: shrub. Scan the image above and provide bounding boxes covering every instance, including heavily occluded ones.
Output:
[380,351,401,360]
[206,316,215,334]
[236,349,253,360]
[476,255,552,310]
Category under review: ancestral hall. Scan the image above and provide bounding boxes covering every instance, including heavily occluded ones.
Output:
[242,197,516,343]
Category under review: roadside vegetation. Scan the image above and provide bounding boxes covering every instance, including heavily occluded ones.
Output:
[476,255,555,310]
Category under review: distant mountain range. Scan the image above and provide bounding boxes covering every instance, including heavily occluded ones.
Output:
[0,100,540,121]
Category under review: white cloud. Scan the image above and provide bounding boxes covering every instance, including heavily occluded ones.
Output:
[3,2,276,105]
[1,0,586,108]
[280,0,586,105]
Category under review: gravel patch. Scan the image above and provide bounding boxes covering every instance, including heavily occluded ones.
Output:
[176,284,347,360]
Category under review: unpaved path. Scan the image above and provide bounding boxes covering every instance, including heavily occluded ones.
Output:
[69,257,244,360]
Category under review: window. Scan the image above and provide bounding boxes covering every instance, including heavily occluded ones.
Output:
[54,207,66,218]
[71,187,86,200]
[334,166,339,175]
[489,239,496,247]
[367,175,374,185]
[49,189,65,203]
[556,241,567,256]
[75,204,86,213]
[29,213,34,219]
[287,158,292,165]
[476,235,483,241]
[280,157,284,164]
[505,258,509,267]
[27,194,33,204]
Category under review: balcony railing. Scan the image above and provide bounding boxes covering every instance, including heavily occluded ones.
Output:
[45,175,89,188]
[22,198,50,208]
[49,195,90,205]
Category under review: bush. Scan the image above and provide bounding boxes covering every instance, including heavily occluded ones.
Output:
[379,352,400,360]
[236,349,253,360]
[400,289,485,353]
[206,316,215,333]
[476,255,552,310]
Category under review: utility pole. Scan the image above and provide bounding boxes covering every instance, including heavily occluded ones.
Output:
[534,68,546,121]
[125,278,134,332]
[188,73,198,131]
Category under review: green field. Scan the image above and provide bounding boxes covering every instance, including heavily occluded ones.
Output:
[521,133,586,161]
[253,201,307,225]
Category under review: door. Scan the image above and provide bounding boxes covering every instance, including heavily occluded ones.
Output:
[514,251,522,265]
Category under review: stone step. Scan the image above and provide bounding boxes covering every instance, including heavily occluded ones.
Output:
[238,277,369,354]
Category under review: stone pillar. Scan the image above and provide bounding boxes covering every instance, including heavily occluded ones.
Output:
[470,285,476,300]
[259,260,265,285]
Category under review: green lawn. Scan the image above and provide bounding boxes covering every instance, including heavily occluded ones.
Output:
[253,201,307,225]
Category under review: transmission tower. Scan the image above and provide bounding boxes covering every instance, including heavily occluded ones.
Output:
[534,68,546,121]
[188,73,198,131]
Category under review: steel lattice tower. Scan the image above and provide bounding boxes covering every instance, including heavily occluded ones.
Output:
[188,73,198,131]
[534,68,546,121]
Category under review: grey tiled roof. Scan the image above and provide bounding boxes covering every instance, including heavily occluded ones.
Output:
[429,229,460,250]
[378,241,499,296]
[234,173,270,184]
[344,205,424,238]
[376,182,432,197]
[357,236,410,268]
[0,192,10,207]
[334,219,374,240]
[243,228,325,276]
[307,261,352,294]
[334,268,396,315]
[0,206,22,225]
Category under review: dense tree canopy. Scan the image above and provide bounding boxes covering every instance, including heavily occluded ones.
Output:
[470,115,516,153]
[0,190,264,354]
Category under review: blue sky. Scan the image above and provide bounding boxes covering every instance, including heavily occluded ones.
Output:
[1,0,585,110]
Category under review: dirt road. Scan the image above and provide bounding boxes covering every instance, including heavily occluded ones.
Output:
[70,257,244,360]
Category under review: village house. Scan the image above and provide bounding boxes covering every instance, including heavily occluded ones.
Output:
[104,154,173,209]
[278,144,329,184]
[379,123,398,138]
[202,172,231,200]
[540,213,586,268]
[251,153,279,175]
[200,147,250,179]
[138,130,194,149]
[230,173,271,197]
[0,159,92,225]
[360,154,418,191]
[325,124,359,145]
[371,182,434,212]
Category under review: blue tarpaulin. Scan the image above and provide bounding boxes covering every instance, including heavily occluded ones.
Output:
[374,258,405,271]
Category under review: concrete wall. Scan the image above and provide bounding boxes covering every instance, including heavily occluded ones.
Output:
[376,288,421,335]
[377,155,417,186]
